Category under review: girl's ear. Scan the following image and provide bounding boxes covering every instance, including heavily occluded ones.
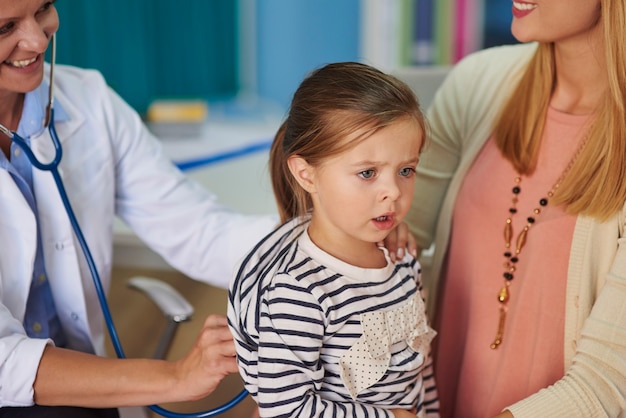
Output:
[287,155,317,193]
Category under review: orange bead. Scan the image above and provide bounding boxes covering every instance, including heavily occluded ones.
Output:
[497,286,509,303]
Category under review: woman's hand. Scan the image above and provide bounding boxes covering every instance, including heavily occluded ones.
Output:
[380,221,419,262]
[172,314,239,401]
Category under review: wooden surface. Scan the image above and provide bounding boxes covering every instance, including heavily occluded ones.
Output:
[106,266,256,418]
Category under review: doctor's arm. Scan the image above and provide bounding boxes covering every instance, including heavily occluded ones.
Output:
[105,83,277,289]
[33,315,237,408]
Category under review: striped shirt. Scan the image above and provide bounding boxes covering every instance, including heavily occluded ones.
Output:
[228,217,439,417]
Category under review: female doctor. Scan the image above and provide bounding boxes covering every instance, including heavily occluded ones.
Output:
[0,0,280,416]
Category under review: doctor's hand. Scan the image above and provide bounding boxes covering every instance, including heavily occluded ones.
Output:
[379,221,418,262]
[172,314,238,401]
[33,315,238,408]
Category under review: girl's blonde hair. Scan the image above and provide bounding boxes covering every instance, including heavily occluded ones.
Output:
[493,0,626,221]
[269,62,425,223]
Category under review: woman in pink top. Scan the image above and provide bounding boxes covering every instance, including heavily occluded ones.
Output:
[406,0,626,417]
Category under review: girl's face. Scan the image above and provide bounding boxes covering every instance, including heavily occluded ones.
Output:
[0,0,58,97]
[510,0,602,45]
[293,117,423,265]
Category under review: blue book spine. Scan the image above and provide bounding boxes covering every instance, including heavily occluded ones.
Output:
[412,0,434,65]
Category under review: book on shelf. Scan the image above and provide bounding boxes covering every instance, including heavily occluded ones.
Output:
[362,0,514,68]
[411,0,434,65]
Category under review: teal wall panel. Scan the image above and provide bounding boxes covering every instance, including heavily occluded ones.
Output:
[54,1,238,114]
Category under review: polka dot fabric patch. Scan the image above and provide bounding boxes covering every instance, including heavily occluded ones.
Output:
[339,294,436,399]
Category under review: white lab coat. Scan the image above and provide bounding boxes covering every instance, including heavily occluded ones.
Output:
[0,65,277,406]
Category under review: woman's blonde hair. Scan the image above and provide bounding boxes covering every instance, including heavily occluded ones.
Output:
[269,62,425,223]
[493,0,626,221]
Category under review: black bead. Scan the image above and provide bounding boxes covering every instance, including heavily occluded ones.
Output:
[509,208,517,214]
[539,198,548,206]
[512,186,521,194]
[504,272,514,280]
[504,252,512,258]
[527,217,535,223]
[511,257,518,263]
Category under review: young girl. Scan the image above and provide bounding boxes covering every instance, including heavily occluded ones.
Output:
[228,62,438,418]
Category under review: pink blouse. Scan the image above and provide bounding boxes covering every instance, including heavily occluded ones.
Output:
[434,108,591,417]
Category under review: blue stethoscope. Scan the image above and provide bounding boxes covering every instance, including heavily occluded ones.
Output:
[0,34,247,418]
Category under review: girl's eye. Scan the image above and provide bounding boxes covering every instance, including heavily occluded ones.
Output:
[399,167,416,177]
[358,169,376,179]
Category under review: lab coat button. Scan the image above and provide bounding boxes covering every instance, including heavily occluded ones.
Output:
[71,312,79,321]
[33,322,42,333]
[55,242,64,250]
[13,148,21,157]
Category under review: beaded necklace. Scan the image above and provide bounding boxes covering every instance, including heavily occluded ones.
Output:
[490,126,592,349]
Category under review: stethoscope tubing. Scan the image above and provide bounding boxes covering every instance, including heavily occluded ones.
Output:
[6,112,126,359]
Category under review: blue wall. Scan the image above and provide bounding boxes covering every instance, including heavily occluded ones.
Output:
[483,0,517,48]
[255,0,360,110]
[51,1,514,115]
[54,1,237,114]
[53,1,362,113]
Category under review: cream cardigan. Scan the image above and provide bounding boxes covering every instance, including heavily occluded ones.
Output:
[407,43,626,417]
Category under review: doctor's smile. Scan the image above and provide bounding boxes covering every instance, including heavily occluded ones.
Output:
[5,56,38,68]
